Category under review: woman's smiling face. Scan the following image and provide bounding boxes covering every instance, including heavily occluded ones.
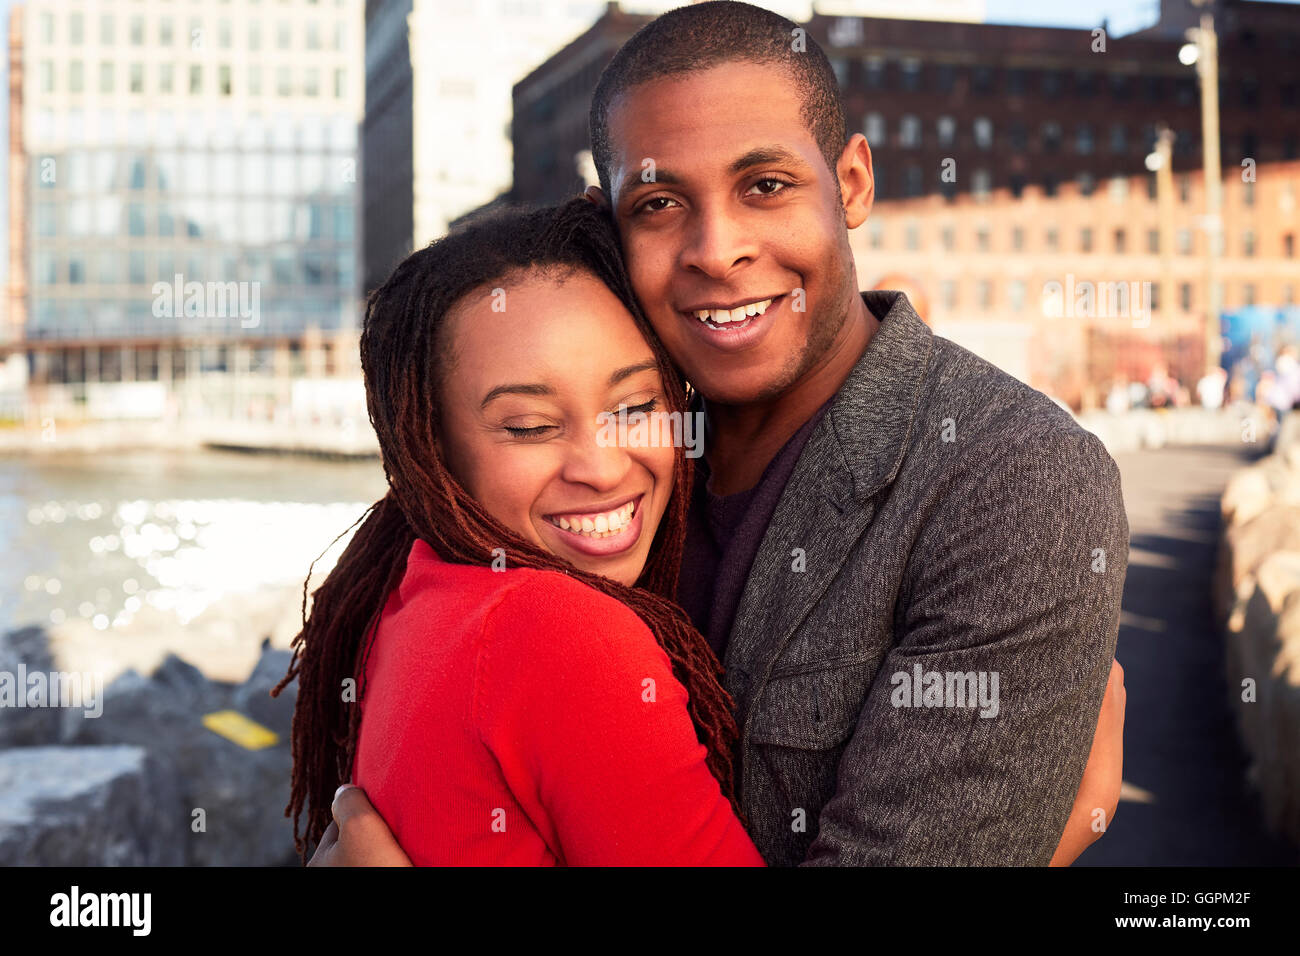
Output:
[437,268,677,587]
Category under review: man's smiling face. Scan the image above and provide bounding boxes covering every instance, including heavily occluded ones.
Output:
[604,60,872,406]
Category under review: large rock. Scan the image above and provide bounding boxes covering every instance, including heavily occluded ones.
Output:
[61,649,298,866]
[0,627,61,747]
[1231,552,1300,844]
[0,746,184,865]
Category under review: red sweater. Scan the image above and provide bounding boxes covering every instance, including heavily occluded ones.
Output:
[352,538,765,866]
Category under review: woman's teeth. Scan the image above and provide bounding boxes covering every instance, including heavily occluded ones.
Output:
[693,297,773,325]
[549,499,636,538]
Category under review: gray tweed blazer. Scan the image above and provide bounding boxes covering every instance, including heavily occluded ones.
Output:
[725,290,1128,866]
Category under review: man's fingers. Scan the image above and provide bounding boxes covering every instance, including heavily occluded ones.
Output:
[307,820,339,867]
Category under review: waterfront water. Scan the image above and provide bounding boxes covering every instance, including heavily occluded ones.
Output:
[0,449,388,639]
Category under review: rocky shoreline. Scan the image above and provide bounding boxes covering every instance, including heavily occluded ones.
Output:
[0,626,301,866]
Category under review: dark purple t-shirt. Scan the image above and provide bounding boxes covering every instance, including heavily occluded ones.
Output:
[677,396,834,659]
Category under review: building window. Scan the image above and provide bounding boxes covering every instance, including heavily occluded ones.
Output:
[1010,175,1026,199]
[1285,233,1295,257]
[972,168,992,200]
[130,64,144,94]
[865,111,885,144]
[1108,176,1129,203]
[941,280,957,310]
[130,15,144,45]
[159,63,174,94]
[978,280,993,310]
[1177,229,1193,255]
[1147,229,1159,254]
[976,225,990,252]
[1144,76,1164,101]
[1180,283,1192,311]
[937,115,956,147]
[1114,228,1126,254]
[941,226,955,251]
[277,21,292,50]
[1042,70,1063,98]
[100,14,114,45]
[100,62,115,94]
[250,22,262,51]
[1078,172,1095,197]
[1076,123,1094,154]
[1283,284,1295,306]
[1012,226,1024,251]
[1147,173,1158,200]
[161,18,173,46]
[1081,228,1094,253]
[1178,174,1191,203]
[899,114,921,149]
[1008,122,1027,151]
[219,65,233,96]
[1242,78,1260,109]
[869,220,884,249]
[1243,180,1255,207]
[1043,174,1058,198]
[190,65,202,94]
[974,117,993,150]
[1243,230,1256,257]
[1046,227,1060,251]
[936,64,955,94]
[1244,284,1256,306]
[1150,283,1161,311]
[904,165,923,197]
[1042,122,1062,153]
[219,19,233,49]
[39,61,54,94]
[864,55,885,89]
[1009,280,1026,311]
[1007,68,1027,95]
[69,11,84,44]
[69,61,84,94]
[1109,123,1127,153]
[901,57,921,91]
[249,67,262,97]
[277,67,292,97]
[1074,70,1099,96]
[905,222,920,250]
[973,66,994,94]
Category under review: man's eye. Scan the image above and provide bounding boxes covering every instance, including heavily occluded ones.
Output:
[747,178,789,196]
[638,196,678,214]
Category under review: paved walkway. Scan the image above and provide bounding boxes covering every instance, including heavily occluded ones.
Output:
[1078,442,1299,866]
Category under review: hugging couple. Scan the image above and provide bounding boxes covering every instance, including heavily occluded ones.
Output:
[276,1,1129,867]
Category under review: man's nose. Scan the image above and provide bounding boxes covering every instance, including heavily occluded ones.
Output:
[679,206,759,280]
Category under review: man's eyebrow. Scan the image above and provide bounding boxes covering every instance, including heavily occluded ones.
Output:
[480,382,553,409]
[729,145,807,174]
[618,166,682,198]
[609,360,659,386]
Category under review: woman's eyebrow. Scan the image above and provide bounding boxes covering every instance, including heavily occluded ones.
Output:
[480,382,553,409]
[608,360,659,386]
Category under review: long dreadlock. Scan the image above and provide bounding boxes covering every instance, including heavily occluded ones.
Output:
[272,198,743,860]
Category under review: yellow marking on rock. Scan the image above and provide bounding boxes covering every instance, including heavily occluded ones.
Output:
[202,710,279,750]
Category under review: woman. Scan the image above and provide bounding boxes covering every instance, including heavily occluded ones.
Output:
[277,198,763,864]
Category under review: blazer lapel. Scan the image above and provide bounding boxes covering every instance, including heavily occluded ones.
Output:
[722,291,934,718]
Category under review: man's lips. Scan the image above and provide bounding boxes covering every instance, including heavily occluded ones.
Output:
[679,293,785,325]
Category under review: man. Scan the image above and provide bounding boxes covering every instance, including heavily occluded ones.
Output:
[315,1,1127,865]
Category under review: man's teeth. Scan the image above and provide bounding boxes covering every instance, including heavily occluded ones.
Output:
[550,500,636,538]
[693,297,774,324]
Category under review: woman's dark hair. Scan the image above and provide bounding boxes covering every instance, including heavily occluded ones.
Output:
[273,198,742,859]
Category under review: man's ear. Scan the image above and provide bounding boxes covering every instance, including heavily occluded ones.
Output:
[837,134,874,230]
[583,184,610,209]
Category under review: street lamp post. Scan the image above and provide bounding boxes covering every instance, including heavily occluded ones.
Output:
[1181,0,1224,374]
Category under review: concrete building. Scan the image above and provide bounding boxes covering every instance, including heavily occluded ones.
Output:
[7,0,365,419]
[511,0,1299,207]
[854,159,1300,410]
